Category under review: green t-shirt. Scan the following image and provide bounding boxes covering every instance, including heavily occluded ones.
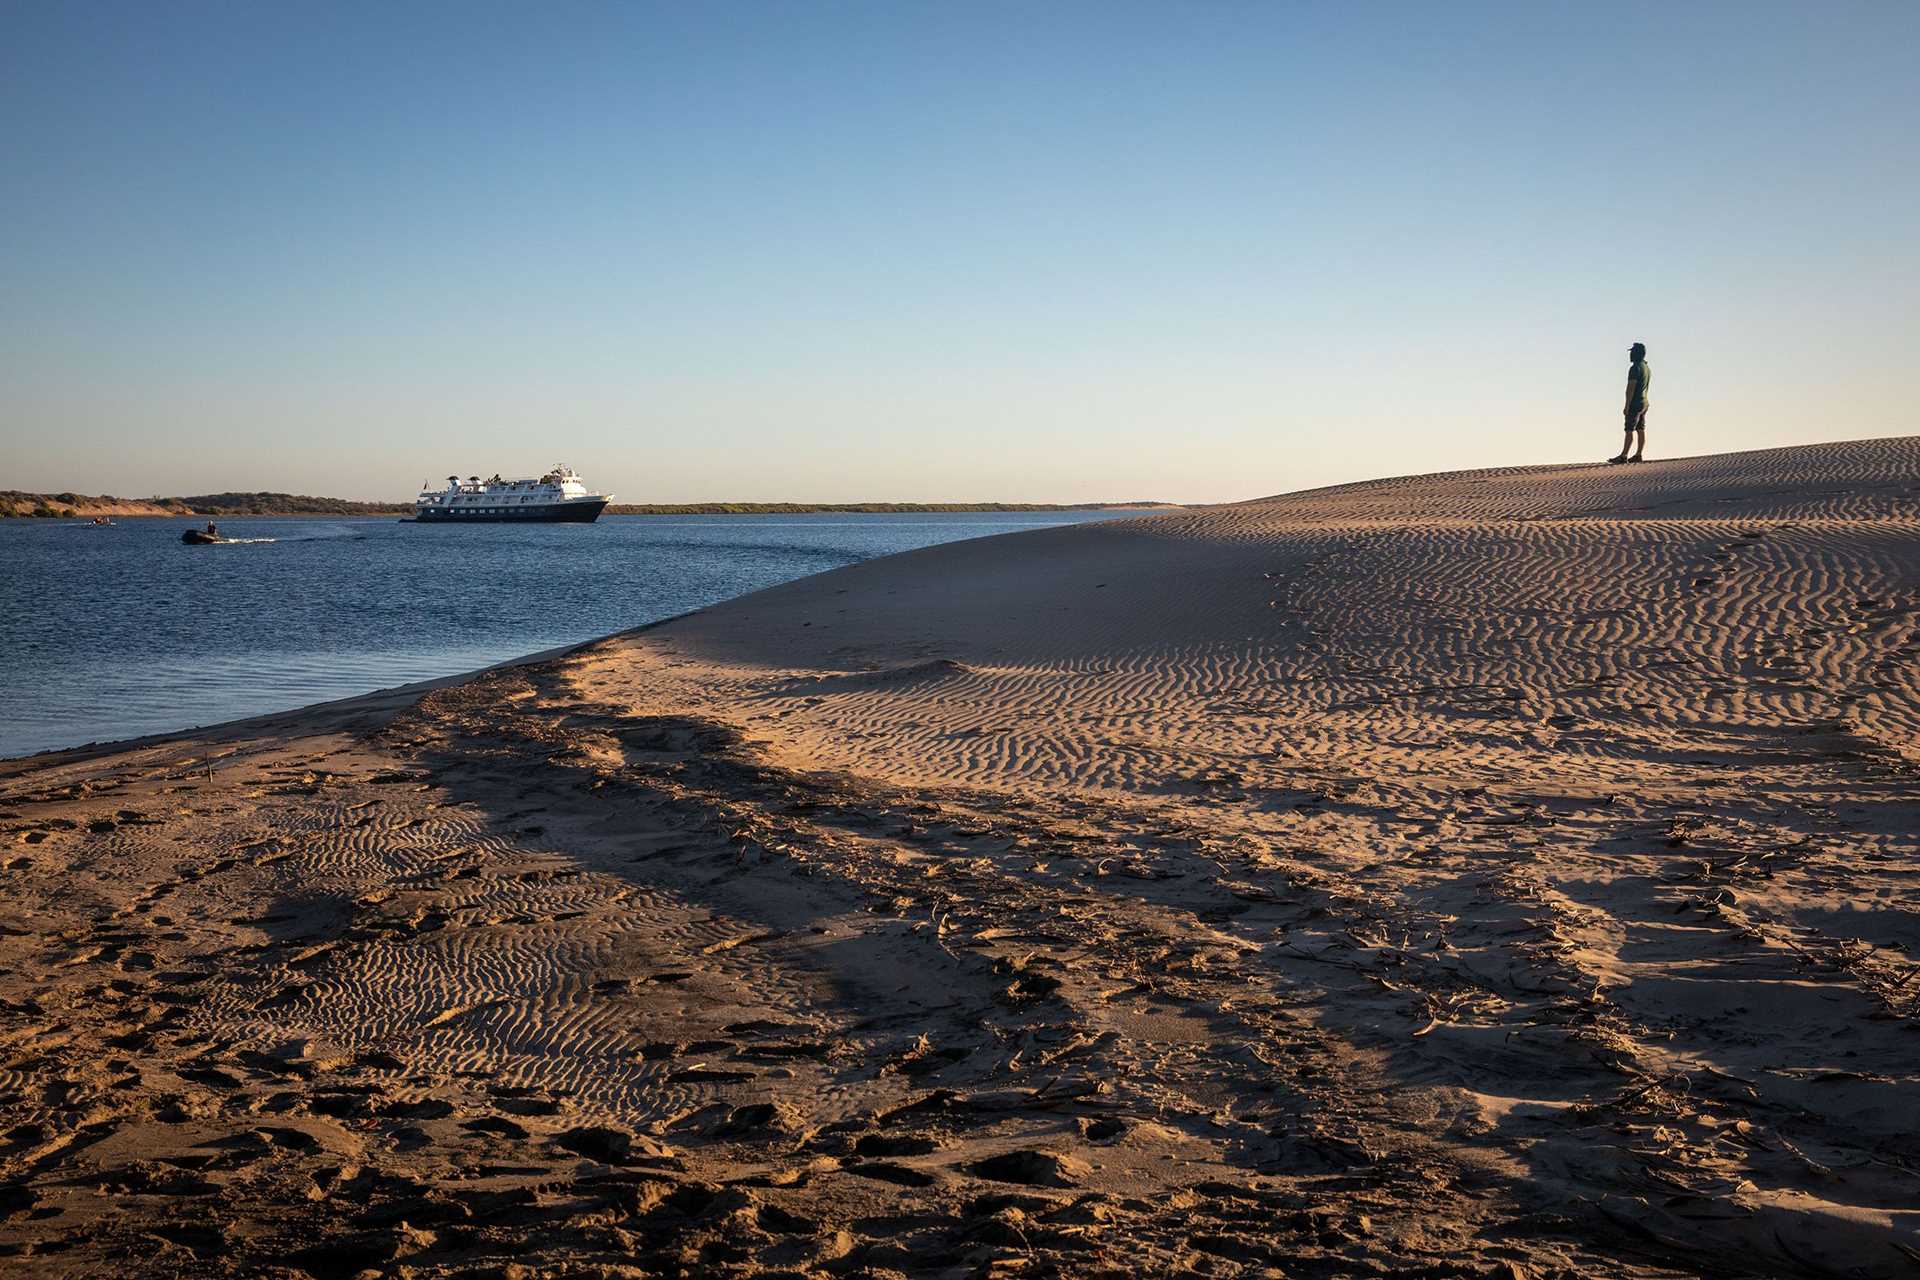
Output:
[1626,359,1651,411]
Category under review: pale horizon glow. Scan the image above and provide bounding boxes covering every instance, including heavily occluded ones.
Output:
[3,2,1915,504]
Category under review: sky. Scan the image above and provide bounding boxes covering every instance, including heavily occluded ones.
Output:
[2,2,1915,504]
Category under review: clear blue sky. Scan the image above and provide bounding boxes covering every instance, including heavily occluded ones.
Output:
[3,1,1914,503]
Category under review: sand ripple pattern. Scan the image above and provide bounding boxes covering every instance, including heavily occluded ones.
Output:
[585,436,1920,1273]
[3,437,1916,1278]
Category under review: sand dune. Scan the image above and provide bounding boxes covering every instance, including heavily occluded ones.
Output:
[3,439,1917,1277]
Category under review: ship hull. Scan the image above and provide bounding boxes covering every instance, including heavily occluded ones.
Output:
[413,499,609,524]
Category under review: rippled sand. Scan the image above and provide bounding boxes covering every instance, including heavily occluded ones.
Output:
[3,438,1917,1277]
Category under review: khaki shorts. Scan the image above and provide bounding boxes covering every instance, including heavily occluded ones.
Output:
[1625,406,1648,430]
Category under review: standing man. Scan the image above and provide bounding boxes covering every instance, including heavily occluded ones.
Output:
[1610,342,1651,464]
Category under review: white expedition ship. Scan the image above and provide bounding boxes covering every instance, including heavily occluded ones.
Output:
[413,466,612,523]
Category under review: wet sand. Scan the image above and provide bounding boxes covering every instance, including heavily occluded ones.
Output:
[3,438,1917,1278]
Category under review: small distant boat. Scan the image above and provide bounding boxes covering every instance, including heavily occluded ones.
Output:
[411,465,612,524]
[90,516,115,526]
[182,525,225,545]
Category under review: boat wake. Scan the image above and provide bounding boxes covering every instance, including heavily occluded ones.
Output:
[275,530,366,543]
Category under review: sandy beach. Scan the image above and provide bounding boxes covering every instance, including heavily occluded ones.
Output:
[3,438,1917,1279]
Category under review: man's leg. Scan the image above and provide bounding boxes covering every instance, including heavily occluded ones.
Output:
[1610,419,1633,463]
[1630,412,1646,461]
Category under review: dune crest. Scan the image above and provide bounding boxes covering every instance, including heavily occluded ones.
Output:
[3,439,1916,1276]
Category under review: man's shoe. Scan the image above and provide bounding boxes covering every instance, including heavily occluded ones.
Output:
[1628,455,1645,463]
[1607,455,1629,464]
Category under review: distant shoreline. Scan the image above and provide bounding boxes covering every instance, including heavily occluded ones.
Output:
[2,490,1178,519]
[610,501,1179,515]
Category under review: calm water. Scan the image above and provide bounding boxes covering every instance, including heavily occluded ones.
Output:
[0,512,1126,759]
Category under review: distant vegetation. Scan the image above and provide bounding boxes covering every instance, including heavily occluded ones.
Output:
[0,490,404,517]
[168,492,410,516]
[1,490,153,518]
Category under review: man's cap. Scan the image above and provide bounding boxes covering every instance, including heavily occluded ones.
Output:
[1630,342,1647,357]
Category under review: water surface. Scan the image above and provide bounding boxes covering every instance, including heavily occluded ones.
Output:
[0,512,1129,758]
